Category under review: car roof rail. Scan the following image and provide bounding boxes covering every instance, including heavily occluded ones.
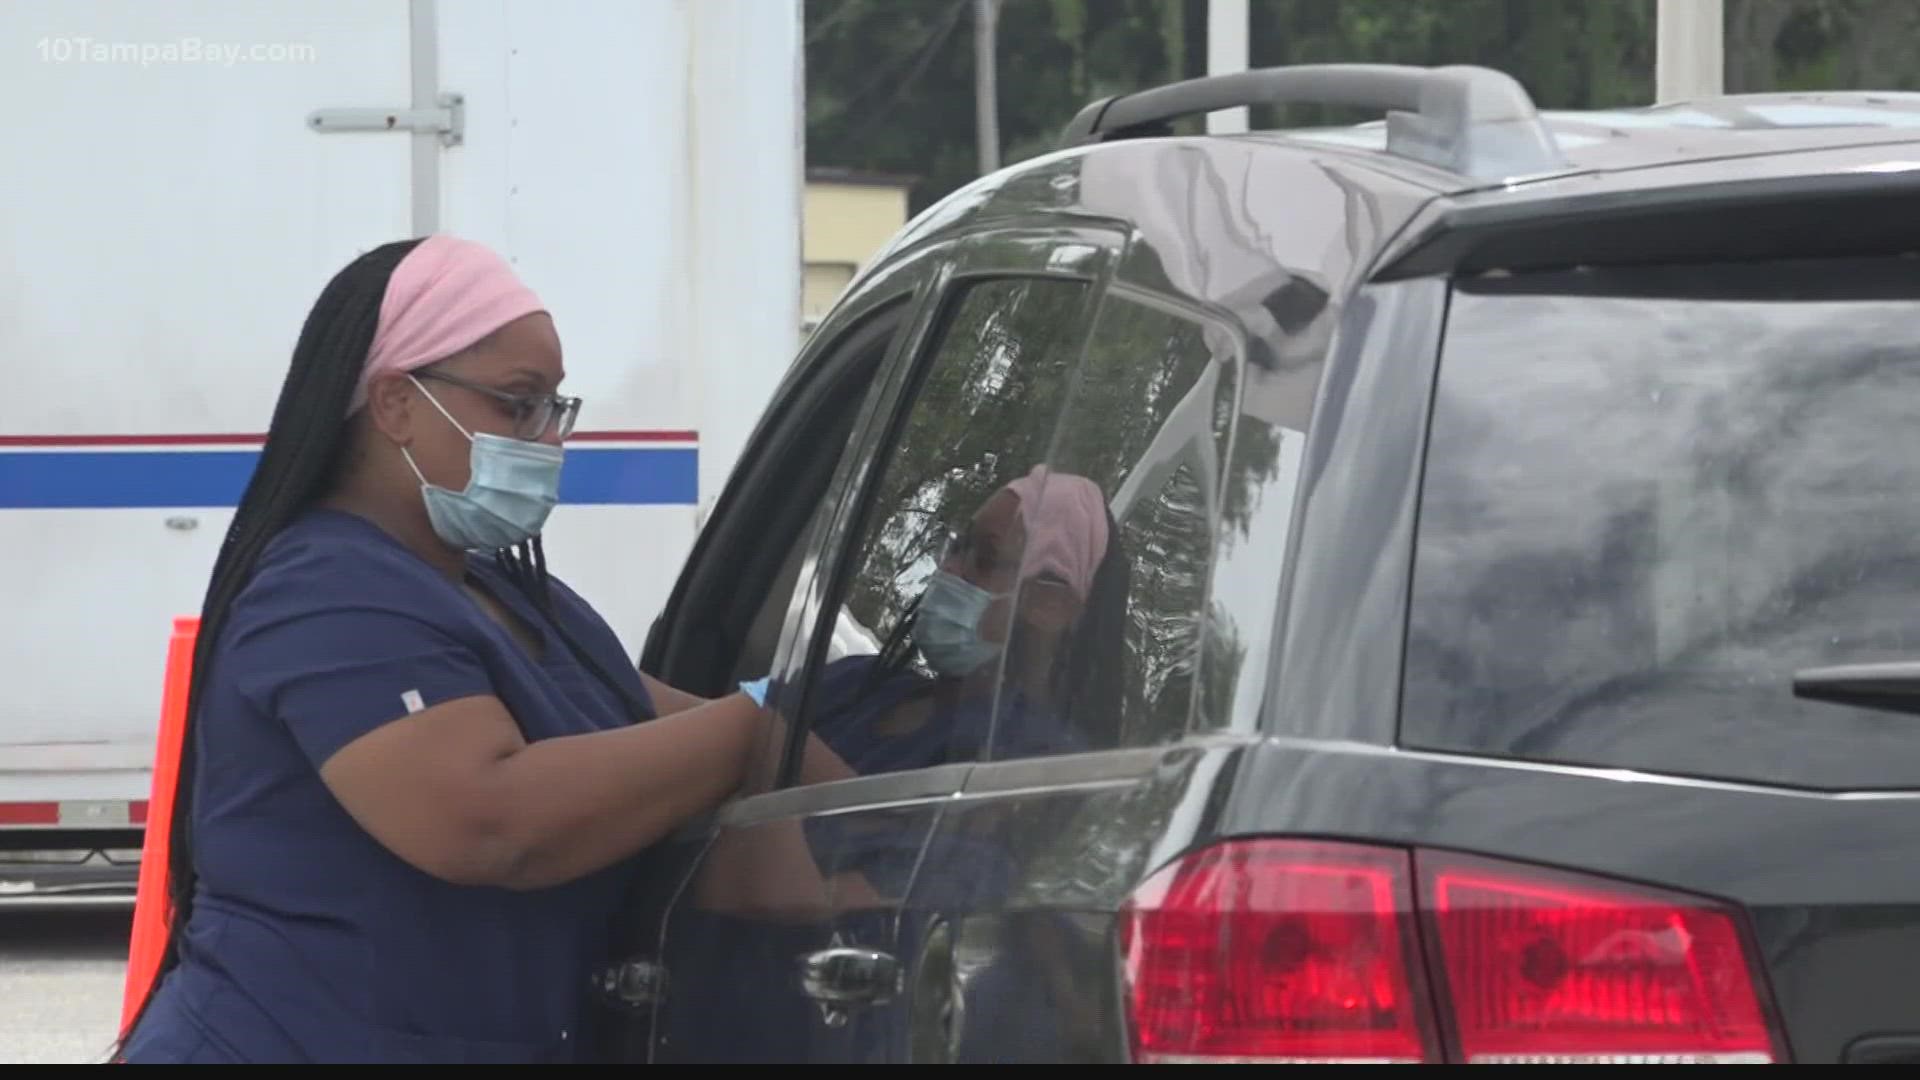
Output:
[1058,63,1567,181]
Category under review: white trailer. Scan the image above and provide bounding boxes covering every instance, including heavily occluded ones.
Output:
[0,0,802,903]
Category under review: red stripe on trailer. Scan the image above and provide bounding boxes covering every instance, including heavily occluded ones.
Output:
[0,429,699,448]
[0,433,265,447]
[0,802,60,826]
[0,801,146,827]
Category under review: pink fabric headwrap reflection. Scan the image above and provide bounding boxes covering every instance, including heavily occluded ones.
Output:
[347,234,548,414]
[1003,465,1111,601]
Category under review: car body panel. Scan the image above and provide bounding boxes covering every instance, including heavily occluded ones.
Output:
[614,88,1920,1065]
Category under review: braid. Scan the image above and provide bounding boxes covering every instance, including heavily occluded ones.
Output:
[494,537,551,613]
[1057,508,1129,746]
[115,238,425,1054]
[491,534,653,726]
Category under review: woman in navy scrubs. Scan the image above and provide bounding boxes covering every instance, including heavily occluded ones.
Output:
[115,235,824,1063]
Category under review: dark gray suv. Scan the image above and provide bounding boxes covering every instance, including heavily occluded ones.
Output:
[594,63,1920,1064]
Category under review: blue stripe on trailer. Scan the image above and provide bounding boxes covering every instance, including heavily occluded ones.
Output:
[0,447,699,509]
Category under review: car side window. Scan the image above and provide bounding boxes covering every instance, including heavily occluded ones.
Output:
[713,304,910,793]
[1402,256,1920,790]
[984,291,1236,760]
[793,276,1091,784]
[729,311,902,672]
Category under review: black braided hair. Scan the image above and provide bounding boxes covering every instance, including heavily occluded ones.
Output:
[489,535,652,725]
[114,238,426,1055]
[1053,506,1129,745]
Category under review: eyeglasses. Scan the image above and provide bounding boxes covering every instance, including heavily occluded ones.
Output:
[936,520,1073,595]
[416,369,582,441]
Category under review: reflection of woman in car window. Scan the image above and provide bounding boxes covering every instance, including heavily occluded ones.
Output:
[654,468,1130,1063]
[812,464,1131,774]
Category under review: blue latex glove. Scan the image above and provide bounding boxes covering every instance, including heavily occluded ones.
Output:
[738,676,772,707]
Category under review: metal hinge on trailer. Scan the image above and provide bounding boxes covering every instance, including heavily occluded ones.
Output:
[307,91,465,147]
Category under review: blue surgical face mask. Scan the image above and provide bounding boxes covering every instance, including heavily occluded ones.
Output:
[401,375,565,552]
[914,569,1007,678]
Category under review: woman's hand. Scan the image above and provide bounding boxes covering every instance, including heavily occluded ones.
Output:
[734,675,857,787]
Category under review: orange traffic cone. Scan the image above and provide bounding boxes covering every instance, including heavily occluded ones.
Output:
[119,616,198,1035]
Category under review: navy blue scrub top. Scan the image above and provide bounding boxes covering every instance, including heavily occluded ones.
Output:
[808,654,1085,776]
[123,508,653,1064]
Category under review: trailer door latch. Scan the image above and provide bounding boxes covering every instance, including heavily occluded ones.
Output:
[307,92,464,147]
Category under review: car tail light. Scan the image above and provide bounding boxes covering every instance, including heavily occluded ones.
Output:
[1421,852,1781,1064]
[1119,839,1785,1065]
[1118,839,1438,1063]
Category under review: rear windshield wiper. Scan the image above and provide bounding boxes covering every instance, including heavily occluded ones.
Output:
[1792,662,1920,716]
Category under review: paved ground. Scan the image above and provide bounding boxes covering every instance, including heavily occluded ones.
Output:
[0,909,130,1065]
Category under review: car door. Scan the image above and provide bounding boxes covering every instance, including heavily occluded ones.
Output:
[896,278,1309,1063]
[636,224,1127,1063]
[583,241,941,1063]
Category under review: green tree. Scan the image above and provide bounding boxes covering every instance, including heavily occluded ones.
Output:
[806,0,1203,213]
[805,0,1669,212]
[1728,0,1920,92]
[1243,0,1656,126]
[840,277,1090,643]
[809,0,1920,217]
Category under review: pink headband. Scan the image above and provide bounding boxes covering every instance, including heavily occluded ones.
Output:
[1003,465,1111,600]
[347,234,548,414]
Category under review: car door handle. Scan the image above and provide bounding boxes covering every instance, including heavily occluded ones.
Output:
[800,946,902,1007]
[1846,1035,1920,1064]
[1792,660,1920,716]
[592,957,668,1010]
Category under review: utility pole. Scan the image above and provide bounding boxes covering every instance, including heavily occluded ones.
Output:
[1207,0,1249,133]
[974,0,1001,174]
[1656,0,1724,102]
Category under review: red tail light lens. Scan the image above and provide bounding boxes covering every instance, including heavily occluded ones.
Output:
[1420,853,1781,1064]
[1118,839,1437,1063]
[1119,840,1786,1065]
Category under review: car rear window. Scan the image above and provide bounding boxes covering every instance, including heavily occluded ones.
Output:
[1401,255,1920,790]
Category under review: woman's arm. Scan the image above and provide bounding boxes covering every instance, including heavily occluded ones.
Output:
[638,670,709,715]
[319,684,858,892]
[320,690,764,891]
[638,669,856,783]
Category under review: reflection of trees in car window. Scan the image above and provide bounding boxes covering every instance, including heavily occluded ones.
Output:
[841,278,1090,658]
[1201,408,1286,723]
[1051,298,1213,486]
[1405,260,1920,790]
[1220,416,1282,539]
[996,292,1238,757]
[1118,462,1210,741]
[804,277,1090,779]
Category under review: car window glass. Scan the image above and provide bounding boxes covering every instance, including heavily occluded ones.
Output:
[725,307,907,794]
[1403,256,1920,790]
[796,276,1090,784]
[983,292,1234,760]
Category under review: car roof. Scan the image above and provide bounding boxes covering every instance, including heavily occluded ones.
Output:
[1269,91,1920,197]
[1239,90,1920,280]
[878,75,1920,289]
